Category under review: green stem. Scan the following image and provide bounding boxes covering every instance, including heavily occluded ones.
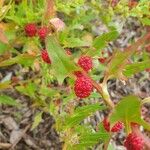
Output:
[82,70,115,109]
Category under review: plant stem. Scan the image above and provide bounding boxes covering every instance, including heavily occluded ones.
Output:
[82,70,115,109]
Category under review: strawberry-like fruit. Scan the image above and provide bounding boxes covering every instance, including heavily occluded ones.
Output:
[41,50,51,64]
[124,133,144,150]
[38,26,48,40]
[78,56,93,72]
[74,76,93,98]
[24,23,37,37]
[103,118,123,132]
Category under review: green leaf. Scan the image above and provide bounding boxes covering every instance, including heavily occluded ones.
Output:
[64,104,106,129]
[123,60,150,77]
[0,54,35,67]
[88,30,118,56]
[141,18,150,25]
[0,42,8,54]
[76,132,109,147]
[0,95,19,107]
[31,112,43,130]
[16,83,37,98]
[110,95,150,132]
[106,49,135,79]
[46,36,78,84]
[75,124,110,150]
[106,33,148,80]
[63,37,90,48]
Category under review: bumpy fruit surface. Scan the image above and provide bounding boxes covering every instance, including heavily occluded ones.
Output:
[74,76,93,98]
[41,50,51,64]
[24,23,37,37]
[103,118,123,132]
[78,56,93,72]
[38,26,48,40]
[124,133,144,150]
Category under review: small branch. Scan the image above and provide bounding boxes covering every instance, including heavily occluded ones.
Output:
[82,70,115,109]
[10,125,30,150]
[44,0,55,21]
[123,32,150,55]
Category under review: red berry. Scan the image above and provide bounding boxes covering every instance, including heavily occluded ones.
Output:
[124,133,144,150]
[103,118,123,132]
[74,76,93,98]
[38,26,48,40]
[41,50,51,64]
[78,56,93,72]
[98,57,107,64]
[24,23,37,37]
[111,121,123,132]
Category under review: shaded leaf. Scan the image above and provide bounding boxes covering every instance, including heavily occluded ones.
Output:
[46,36,78,84]
[93,30,118,49]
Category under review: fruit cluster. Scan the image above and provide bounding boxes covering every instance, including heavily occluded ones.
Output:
[25,23,48,40]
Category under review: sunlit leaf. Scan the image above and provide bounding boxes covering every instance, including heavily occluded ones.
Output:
[110,95,150,131]
[0,54,35,67]
[64,104,106,129]
[123,60,150,77]
[31,112,43,130]
[0,95,20,107]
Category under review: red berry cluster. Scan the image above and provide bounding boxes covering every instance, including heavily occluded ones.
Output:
[74,75,93,98]
[78,56,93,72]
[103,118,123,132]
[24,23,48,40]
[41,49,51,64]
[74,55,93,98]
[124,133,144,150]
